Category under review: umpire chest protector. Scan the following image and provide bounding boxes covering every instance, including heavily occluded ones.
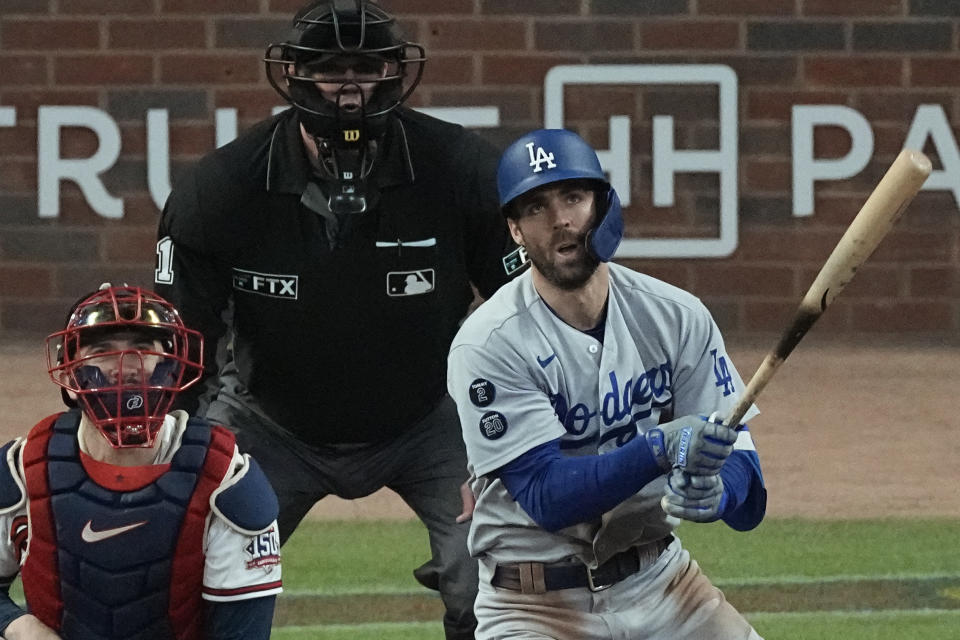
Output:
[19,410,235,640]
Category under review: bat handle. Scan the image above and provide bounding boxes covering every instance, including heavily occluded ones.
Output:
[722,352,784,429]
[723,403,751,431]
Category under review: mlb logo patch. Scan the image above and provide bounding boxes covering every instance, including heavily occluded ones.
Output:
[387,269,435,296]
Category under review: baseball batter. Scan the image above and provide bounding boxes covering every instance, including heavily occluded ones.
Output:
[447,129,767,639]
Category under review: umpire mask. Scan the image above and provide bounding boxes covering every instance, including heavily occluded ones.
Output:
[265,0,426,215]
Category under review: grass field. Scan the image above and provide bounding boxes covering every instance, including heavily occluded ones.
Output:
[271,517,960,639]
[7,517,956,638]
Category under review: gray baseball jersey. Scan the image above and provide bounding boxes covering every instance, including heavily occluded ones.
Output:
[447,262,758,568]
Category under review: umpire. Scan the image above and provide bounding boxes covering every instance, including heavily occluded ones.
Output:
[154,1,519,637]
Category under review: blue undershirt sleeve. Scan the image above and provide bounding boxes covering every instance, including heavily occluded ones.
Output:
[718,449,766,531]
[205,595,276,640]
[496,435,664,532]
[0,582,27,636]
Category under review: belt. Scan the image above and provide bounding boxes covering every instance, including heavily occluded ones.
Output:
[491,536,672,594]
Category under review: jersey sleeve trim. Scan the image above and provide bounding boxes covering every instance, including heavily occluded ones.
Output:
[0,439,26,515]
[202,581,283,602]
[733,428,758,451]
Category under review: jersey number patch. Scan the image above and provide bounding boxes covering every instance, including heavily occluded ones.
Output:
[155,236,175,285]
[711,349,734,397]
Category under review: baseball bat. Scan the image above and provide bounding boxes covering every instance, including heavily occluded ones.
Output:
[724,148,932,428]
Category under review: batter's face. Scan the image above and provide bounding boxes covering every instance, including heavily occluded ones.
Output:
[507,180,601,291]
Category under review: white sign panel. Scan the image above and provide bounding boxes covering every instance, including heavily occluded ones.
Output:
[545,64,740,258]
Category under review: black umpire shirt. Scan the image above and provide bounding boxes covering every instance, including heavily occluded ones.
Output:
[156,107,519,445]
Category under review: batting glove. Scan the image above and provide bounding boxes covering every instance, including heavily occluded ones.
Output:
[643,414,738,475]
[660,468,726,523]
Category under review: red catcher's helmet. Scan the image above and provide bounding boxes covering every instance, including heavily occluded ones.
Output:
[45,285,203,448]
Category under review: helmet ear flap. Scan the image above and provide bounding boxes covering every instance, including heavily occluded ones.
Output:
[586,187,624,263]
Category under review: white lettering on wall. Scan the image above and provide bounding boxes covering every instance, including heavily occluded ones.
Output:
[545,64,740,258]
[791,103,960,216]
[38,106,123,219]
[11,65,956,261]
[792,105,874,217]
[0,107,15,127]
[216,108,239,149]
[903,104,960,207]
[147,108,170,211]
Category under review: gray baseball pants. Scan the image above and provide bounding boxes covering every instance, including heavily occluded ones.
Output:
[474,538,761,640]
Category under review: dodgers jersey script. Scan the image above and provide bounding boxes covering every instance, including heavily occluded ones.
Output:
[448,262,759,567]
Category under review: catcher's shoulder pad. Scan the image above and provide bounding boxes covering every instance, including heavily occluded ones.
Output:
[210,454,279,536]
[0,438,26,514]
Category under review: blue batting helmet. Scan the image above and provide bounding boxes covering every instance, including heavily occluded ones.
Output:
[496,129,624,262]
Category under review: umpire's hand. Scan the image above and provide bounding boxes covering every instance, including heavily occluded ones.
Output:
[455,481,475,523]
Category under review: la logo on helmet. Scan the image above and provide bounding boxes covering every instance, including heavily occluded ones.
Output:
[525,142,556,173]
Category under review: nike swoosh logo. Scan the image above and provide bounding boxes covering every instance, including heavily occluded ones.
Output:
[81,519,147,543]
[537,353,557,368]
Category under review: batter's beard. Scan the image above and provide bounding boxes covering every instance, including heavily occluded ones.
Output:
[527,238,601,291]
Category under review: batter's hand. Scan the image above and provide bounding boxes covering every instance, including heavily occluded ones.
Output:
[660,468,725,523]
[644,414,738,474]
[455,481,475,523]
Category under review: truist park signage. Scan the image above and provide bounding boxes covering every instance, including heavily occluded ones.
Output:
[2,64,957,258]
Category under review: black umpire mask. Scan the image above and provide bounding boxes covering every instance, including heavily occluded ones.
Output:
[265,0,426,216]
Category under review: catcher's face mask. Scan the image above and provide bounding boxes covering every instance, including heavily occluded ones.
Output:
[46,285,203,448]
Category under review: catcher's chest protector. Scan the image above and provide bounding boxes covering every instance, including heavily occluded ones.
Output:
[20,411,235,640]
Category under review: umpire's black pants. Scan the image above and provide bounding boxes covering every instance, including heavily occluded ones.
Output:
[205,381,478,640]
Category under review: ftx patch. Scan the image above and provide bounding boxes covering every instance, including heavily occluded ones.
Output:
[233,268,298,300]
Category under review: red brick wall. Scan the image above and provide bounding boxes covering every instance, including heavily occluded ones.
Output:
[1,1,958,339]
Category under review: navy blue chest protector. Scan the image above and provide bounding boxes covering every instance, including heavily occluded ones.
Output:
[21,410,233,640]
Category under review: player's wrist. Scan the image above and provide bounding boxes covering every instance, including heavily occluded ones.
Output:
[716,485,731,519]
[642,428,671,471]
[626,432,670,487]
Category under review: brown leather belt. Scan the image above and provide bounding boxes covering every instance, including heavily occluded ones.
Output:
[491,536,672,594]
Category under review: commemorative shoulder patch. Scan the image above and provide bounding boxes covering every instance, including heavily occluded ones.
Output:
[479,411,508,440]
[469,379,496,407]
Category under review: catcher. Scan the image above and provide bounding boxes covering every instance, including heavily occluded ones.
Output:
[0,284,281,640]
